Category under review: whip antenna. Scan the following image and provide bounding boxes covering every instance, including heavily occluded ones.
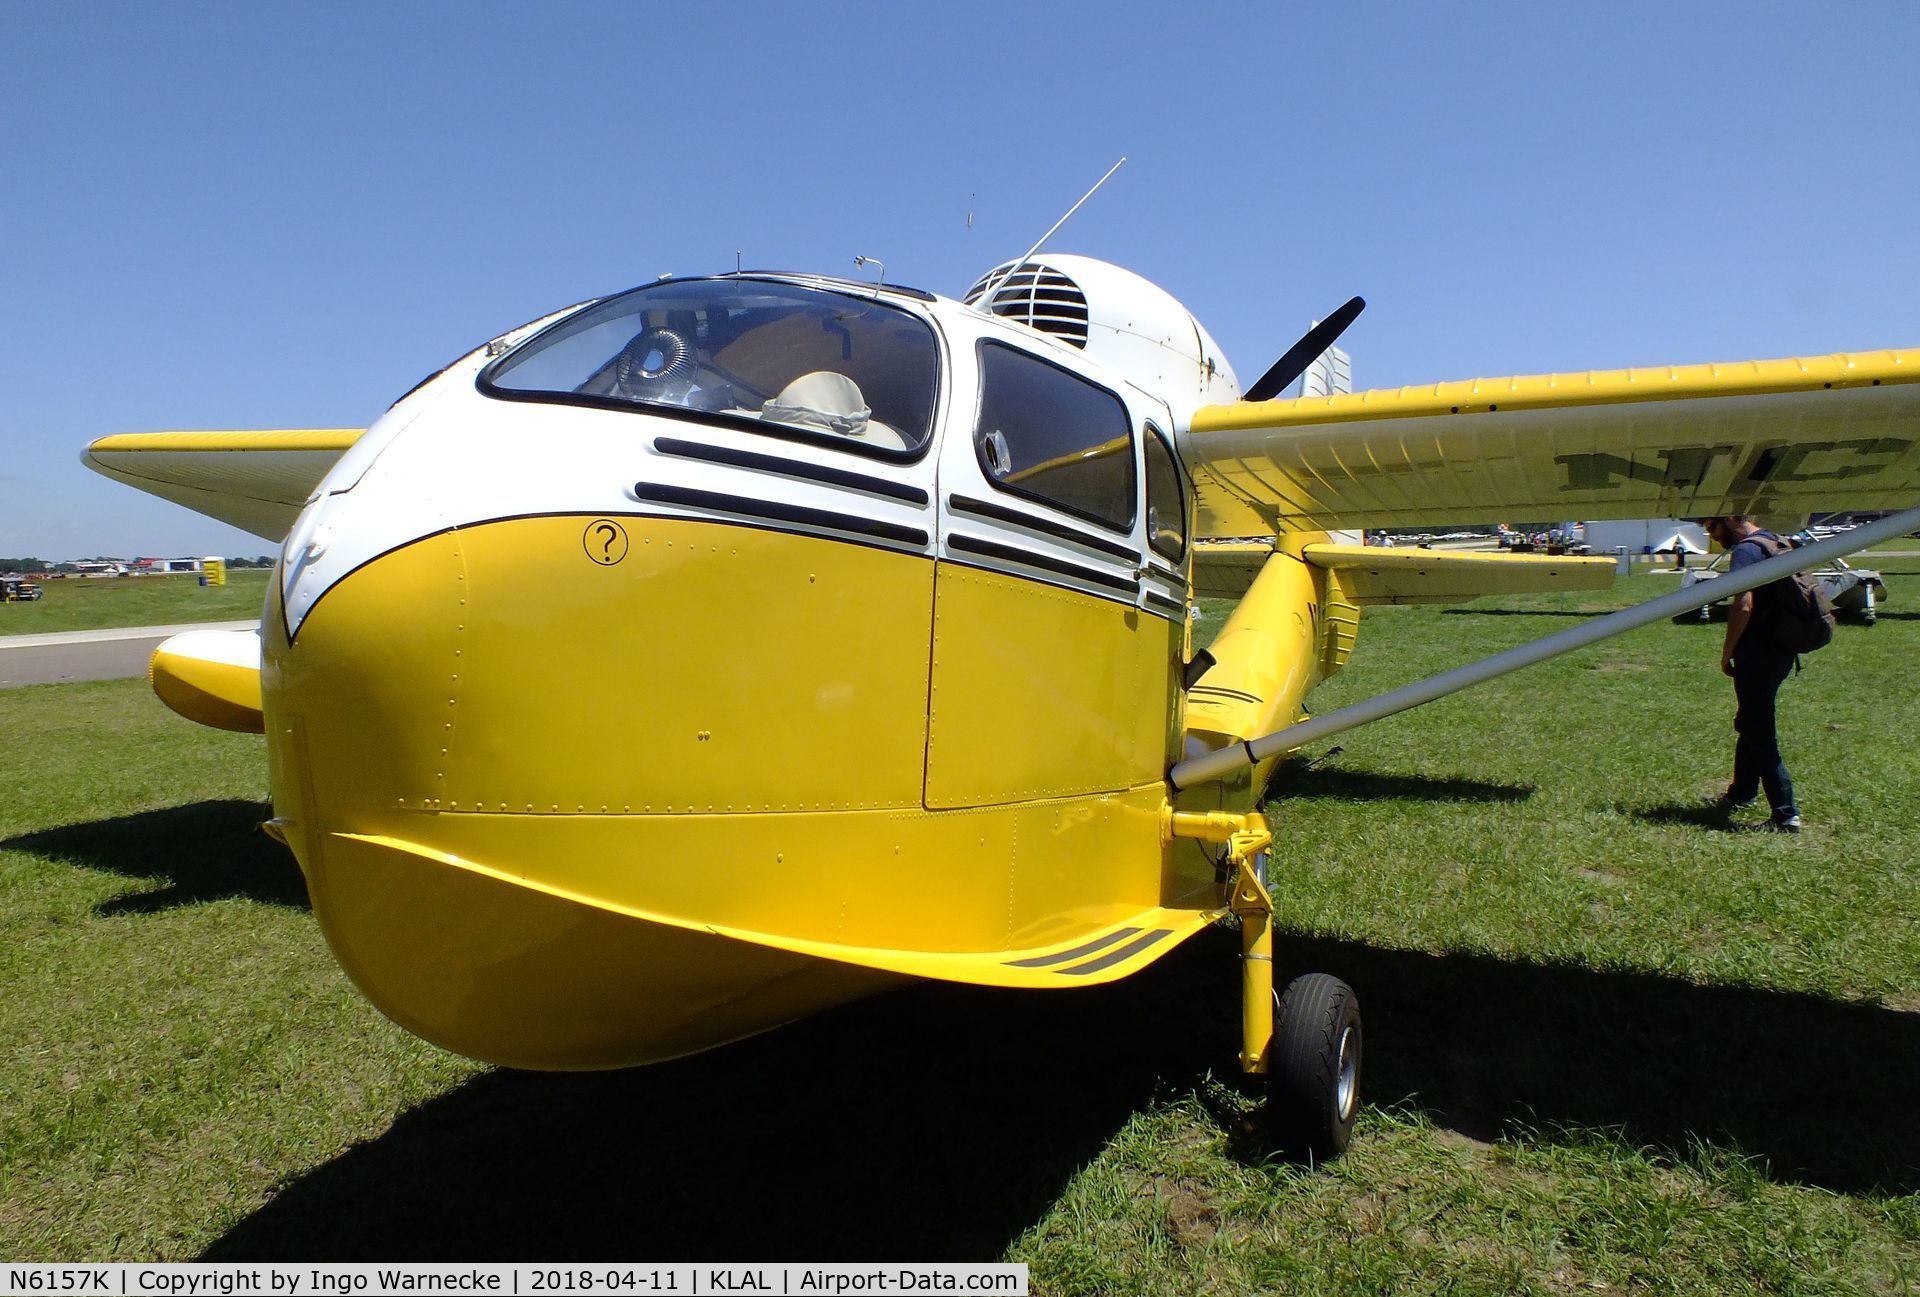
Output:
[971,156,1126,309]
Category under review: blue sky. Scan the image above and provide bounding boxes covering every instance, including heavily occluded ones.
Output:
[3,1,1916,557]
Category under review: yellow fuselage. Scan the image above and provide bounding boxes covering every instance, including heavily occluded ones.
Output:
[262,515,1335,1069]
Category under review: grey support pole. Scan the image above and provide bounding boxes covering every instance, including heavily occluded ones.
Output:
[1170,504,1920,790]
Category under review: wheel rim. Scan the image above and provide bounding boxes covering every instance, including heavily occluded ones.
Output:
[1334,1025,1358,1121]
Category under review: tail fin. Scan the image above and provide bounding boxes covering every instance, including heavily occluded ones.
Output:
[1298,342,1352,399]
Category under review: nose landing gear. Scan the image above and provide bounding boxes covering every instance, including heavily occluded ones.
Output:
[1177,810,1364,1160]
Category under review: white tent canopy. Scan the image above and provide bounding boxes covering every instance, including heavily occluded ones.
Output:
[1581,518,1710,555]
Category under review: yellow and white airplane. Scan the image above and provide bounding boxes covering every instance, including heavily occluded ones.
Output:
[85,254,1920,1157]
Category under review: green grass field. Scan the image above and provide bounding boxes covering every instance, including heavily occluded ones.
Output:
[0,570,269,634]
[0,567,1915,1291]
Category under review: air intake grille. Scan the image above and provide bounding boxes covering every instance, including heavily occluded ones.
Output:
[964,261,1090,349]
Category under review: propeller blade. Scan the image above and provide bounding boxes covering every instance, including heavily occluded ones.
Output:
[1242,295,1366,403]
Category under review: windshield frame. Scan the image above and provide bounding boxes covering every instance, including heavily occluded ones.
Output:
[475,276,944,464]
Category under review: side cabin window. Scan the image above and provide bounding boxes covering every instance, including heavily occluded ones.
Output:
[1143,424,1187,563]
[974,341,1136,532]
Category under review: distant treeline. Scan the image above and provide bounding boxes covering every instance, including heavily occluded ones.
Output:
[0,556,276,573]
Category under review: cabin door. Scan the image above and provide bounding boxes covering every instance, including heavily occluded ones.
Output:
[924,339,1184,809]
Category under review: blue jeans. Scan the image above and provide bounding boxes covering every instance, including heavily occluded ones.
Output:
[1731,646,1797,817]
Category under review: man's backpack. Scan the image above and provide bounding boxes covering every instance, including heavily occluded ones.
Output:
[1743,532,1836,653]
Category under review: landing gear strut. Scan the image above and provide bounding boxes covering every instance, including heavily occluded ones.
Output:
[1172,810,1364,1159]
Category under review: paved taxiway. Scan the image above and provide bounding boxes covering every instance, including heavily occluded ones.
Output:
[0,621,258,689]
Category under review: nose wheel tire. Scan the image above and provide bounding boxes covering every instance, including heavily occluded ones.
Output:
[1269,972,1362,1160]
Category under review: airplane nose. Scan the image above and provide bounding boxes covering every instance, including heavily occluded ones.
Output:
[261,510,933,1067]
[267,521,469,826]
[274,511,933,819]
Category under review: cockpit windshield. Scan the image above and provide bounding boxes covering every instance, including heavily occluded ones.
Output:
[480,279,940,455]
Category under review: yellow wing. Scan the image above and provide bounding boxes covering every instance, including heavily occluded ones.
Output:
[84,430,363,540]
[1298,543,1616,605]
[1186,349,1920,537]
[1191,540,1276,599]
[1192,538,1616,602]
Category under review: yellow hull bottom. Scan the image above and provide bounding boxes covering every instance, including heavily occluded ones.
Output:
[304,828,902,1070]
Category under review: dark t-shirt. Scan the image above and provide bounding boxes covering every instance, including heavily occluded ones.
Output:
[1728,533,1775,576]
[1729,532,1792,658]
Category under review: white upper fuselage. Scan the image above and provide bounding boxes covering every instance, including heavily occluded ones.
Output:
[277,259,1241,641]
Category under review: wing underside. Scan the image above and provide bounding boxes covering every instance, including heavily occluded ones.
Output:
[84,430,363,540]
[1185,350,1920,537]
[1300,543,1616,605]
[1192,539,1617,603]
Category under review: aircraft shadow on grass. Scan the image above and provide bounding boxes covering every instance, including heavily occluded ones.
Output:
[1270,763,1533,805]
[201,926,1919,1262]
[1439,606,1614,618]
[0,799,308,914]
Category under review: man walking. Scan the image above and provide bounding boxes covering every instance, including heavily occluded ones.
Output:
[1702,515,1802,832]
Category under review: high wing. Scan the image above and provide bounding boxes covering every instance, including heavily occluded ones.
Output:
[1295,543,1616,604]
[1192,539,1615,602]
[1184,349,1920,537]
[83,430,363,540]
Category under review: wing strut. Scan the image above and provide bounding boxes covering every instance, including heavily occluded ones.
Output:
[1169,504,1920,790]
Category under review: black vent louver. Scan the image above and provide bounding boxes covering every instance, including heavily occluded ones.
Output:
[964,261,1090,349]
